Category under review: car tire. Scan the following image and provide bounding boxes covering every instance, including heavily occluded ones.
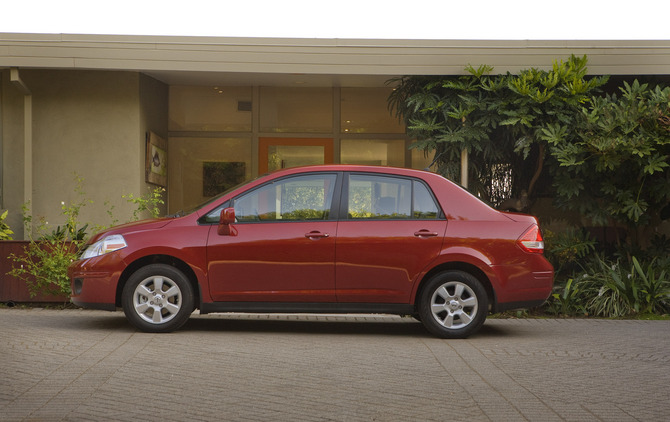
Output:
[418,270,488,339]
[122,264,194,333]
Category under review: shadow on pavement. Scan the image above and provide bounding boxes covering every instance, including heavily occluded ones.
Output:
[57,311,516,339]
[181,316,515,339]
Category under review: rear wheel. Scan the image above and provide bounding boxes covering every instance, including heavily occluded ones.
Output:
[418,270,488,339]
[122,264,194,333]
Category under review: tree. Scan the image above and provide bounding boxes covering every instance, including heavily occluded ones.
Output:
[389,56,670,252]
[548,80,670,247]
[388,55,608,207]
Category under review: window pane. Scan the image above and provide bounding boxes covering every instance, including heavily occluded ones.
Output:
[348,175,411,219]
[411,146,435,170]
[340,139,406,167]
[260,87,332,133]
[169,86,252,132]
[168,137,252,214]
[268,145,325,171]
[235,174,336,222]
[413,181,440,219]
[341,88,405,134]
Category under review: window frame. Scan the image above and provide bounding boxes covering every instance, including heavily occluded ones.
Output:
[340,172,444,221]
[217,172,343,224]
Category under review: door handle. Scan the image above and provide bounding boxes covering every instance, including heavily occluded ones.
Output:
[305,231,330,239]
[414,230,438,238]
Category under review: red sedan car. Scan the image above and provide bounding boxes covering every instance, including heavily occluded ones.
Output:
[69,165,553,338]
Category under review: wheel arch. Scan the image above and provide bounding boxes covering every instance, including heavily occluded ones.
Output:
[414,262,496,312]
[115,255,201,309]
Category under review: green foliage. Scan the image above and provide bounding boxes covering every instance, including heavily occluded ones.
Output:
[544,228,596,276]
[389,55,608,207]
[7,176,167,298]
[8,181,89,299]
[545,278,587,316]
[8,239,78,298]
[0,210,13,240]
[546,254,670,317]
[550,80,670,231]
[577,255,670,317]
[123,187,166,221]
[390,56,670,254]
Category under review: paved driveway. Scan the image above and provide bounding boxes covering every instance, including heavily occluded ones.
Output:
[1,308,668,422]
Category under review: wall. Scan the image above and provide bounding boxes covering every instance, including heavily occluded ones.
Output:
[1,69,153,238]
[139,73,169,217]
[1,70,28,237]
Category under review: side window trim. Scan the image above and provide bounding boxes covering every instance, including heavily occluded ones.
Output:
[413,179,445,220]
[228,172,342,224]
[341,172,444,221]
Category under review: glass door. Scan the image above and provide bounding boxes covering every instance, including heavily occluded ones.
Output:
[259,138,334,174]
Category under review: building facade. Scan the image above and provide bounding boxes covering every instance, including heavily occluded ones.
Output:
[2,34,670,238]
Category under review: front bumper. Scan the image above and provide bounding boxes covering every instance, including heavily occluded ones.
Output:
[68,254,124,311]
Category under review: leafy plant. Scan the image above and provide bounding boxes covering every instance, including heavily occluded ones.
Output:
[7,176,169,299]
[8,174,91,298]
[631,257,670,314]
[8,239,78,297]
[123,186,165,220]
[8,199,87,299]
[578,255,670,317]
[389,55,608,207]
[544,227,596,276]
[0,210,13,240]
[389,56,670,256]
[545,278,587,316]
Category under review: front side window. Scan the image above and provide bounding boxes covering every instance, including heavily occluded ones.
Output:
[347,174,440,220]
[234,174,337,222]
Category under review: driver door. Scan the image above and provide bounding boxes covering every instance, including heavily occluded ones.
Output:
[206,173,339,302]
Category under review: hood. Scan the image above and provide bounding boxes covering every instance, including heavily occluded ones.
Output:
[87,218,173,243]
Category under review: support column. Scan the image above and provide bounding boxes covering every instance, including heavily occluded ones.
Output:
[460,148,468,189]
[10,68,32,239]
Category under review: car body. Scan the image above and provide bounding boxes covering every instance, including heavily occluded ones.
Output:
[69,165,553,338]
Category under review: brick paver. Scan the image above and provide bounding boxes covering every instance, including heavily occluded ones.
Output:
[1,308,668,421]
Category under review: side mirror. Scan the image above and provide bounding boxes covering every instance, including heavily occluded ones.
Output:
[218,207,237,236]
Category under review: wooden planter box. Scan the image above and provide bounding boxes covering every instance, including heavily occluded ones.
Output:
[0,241,70,303]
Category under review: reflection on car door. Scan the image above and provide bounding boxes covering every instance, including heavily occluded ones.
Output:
[207,174,339,302]
[336,174,447,303]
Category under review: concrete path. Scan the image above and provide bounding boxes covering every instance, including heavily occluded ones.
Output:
[1,308,668,421]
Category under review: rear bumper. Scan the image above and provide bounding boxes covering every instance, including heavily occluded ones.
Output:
[491,260,554,312]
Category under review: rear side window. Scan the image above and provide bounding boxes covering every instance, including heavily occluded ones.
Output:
[234,174,337,222]
[346,174,440,220]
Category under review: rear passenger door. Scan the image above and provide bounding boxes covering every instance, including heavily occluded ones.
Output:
[335,173,447,303]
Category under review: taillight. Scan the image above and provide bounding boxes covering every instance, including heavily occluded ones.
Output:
[517,225,544,253]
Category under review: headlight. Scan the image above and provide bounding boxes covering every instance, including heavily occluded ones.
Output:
[81,234,128,259]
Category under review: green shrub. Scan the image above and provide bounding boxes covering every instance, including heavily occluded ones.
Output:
[123,187,165,220]
[544,227,596,276]
[545,278,588,316]
[577,255,670,317]
[7,178,167,298]
[0,210,13,240]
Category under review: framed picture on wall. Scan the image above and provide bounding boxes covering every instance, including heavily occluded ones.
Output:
[145,132,167,187]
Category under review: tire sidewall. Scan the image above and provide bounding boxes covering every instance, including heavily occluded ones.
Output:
[122,264,194,333]
[418,270,488,339]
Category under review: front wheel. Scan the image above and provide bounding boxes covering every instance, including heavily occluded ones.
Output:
[418,270,488,339]
[122,264,194,333]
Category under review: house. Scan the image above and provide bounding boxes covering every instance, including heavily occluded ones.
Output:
[2,33,669,238]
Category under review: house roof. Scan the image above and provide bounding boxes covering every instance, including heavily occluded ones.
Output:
[2,33,670,86]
